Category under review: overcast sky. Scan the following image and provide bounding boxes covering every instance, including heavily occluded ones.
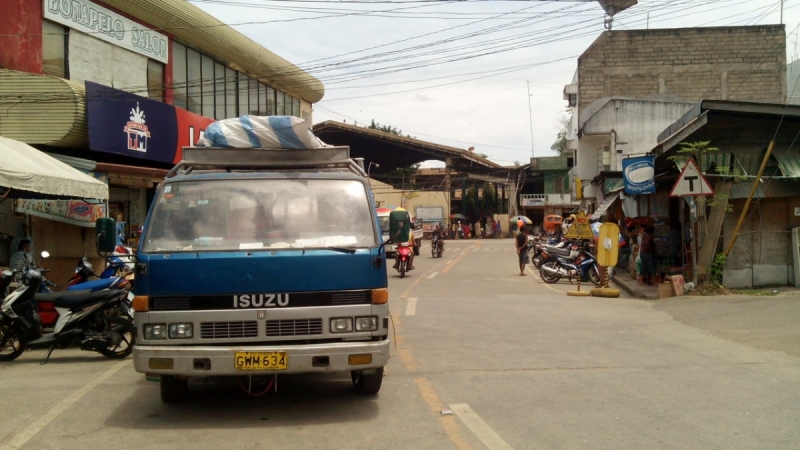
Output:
[191,0,799,167]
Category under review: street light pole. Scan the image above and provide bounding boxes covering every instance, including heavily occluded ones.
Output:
[526,80,535,158]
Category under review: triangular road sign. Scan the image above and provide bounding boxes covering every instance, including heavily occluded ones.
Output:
[670,159,714,197]
[564,210,595,239]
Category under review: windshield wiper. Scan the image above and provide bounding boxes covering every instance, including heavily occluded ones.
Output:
[325,246,357,254]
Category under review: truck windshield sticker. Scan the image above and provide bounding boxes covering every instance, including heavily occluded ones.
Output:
[143,179,376,252]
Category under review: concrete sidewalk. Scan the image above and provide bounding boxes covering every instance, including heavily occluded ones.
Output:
[612,268,659,299]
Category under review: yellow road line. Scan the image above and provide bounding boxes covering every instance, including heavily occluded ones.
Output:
[416,378,475,450]
[441,243,481,274]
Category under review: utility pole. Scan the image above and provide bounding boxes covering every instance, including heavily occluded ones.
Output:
[526,80,535,158]
[781,0,784,24]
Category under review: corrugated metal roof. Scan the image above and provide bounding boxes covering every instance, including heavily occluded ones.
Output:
[102,0,324,103]
[729,179,800,199]
[774,151,800,177]
[0,70,87,147]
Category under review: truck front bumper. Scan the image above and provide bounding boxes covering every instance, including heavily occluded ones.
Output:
[133,339,390,376]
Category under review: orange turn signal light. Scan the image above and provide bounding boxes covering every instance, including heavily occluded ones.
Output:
[371,288,389,304]
[132,295,150,312]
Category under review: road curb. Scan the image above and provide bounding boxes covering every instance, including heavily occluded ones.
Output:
[612,278,653,300]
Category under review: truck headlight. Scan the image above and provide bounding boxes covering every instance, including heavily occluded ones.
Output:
[168,323,193,339]
[355,316,378,331]
[330,317,353,333]
[144,324,167,340]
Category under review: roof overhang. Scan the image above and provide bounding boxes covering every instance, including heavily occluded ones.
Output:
[102,0,324,103]
[312,121,503,174]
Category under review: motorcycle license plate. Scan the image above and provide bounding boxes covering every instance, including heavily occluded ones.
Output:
[234,352,288,371]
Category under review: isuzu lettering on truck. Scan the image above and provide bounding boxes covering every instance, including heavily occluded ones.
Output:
[113,146,390,402]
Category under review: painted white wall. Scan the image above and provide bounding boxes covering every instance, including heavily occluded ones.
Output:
[68,31,148,93]
[581,99,695,171]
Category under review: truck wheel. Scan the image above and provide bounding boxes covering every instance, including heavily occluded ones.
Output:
[161,375,189,403]
[352,367,384,395]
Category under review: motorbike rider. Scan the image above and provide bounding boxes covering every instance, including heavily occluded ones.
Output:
[432,224,444,252]
[391,225,416,271]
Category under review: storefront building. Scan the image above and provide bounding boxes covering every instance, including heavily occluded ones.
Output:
[0,0,323,280]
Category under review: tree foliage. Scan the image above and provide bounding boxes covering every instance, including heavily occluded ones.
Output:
[550,113,571,156]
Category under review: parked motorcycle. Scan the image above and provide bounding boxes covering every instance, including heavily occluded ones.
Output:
[36,256,134,331]
[395,243,413,278]
[539,243,607,286]
[0,267,135,363]
[430,235,444,258]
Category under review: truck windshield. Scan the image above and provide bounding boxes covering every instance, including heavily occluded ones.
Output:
[143,179,377,252]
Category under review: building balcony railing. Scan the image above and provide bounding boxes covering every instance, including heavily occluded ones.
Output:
[520,193,580,207]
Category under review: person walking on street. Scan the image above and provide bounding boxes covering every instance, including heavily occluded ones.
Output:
[457,221,462,239]
[515,228,530,276]
[495,220,501,238]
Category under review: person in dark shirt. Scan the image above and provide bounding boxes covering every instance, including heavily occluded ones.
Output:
[515,227,530,276]
[639,225,657,285]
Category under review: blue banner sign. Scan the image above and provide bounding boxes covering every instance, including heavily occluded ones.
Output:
[86,81,178,164]
[622,156,655,195]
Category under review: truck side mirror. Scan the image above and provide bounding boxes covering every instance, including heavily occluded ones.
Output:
[389,210,410,244]
[96,217,117,253]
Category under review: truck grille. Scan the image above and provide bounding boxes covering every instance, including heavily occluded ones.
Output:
[200,321,258,339]
[331,291,370,305]
[266,319,323,337]
[152,297,190,310]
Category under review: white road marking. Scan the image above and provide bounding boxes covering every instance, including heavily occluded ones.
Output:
[528,267,567,294]
[450,403,514,450]
[446,260,454,264]
[405,297,418,316]
[2,360,131,450]
[427,272,438,279]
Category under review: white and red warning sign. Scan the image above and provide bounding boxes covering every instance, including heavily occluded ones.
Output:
[670,159,714,197]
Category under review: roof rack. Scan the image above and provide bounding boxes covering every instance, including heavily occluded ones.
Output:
[167,146,366,178]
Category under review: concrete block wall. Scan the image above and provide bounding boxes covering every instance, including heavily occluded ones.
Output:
[578,26,786,113]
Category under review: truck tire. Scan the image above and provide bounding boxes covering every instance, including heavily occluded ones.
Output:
[161,375,189,403]
[352,367,384,395]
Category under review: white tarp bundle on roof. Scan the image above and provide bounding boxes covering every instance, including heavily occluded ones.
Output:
[197,116,326,150]
[0,136,108,200]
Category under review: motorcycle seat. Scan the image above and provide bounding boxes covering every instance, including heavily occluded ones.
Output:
[545,246,572,257]
[50,290,122,309]
[66,277,118,292]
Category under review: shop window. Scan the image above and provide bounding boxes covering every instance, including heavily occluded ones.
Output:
[225,67,237,118]
[201,55,215,118]
[276,90,285,115]
[249,78,259,115]
[238,73,249,117]
[42,20,66,77]
[147,60,164,101]
[186,48,202,114]
[214,62,226,119]
[292,96,300,117]
[258,82,268,115]
[266,86,275,115]
[172,43,187,109]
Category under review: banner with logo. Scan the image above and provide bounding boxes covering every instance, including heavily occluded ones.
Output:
[622,156,656,195]
[86,82,215,165]
[16,199,106,227]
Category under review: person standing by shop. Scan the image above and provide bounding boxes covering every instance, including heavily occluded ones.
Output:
[9,239,34,271]
[639,226,657,285]
[10,222,33,260]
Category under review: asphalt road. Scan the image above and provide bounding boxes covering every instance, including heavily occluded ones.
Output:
[2,238,799,450]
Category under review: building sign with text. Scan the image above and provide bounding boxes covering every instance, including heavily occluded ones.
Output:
[44,0,168,63]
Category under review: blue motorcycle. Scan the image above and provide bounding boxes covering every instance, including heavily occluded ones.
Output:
[539,244,608,286]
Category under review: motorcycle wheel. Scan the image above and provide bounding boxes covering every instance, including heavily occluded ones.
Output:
[98,316,136,359]
[532,253,544,269]
[540,261,561,284]
[437,248,443,258]
[0,325,26,362]
[588,266,602,287]
[431,244,437,258]
[399,261,406,278]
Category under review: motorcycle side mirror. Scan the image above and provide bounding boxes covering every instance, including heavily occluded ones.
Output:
[41,251,50,259]
[96,217,117,253]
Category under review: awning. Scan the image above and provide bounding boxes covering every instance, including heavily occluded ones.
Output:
[591,191,621,220]
[0,136,108,200]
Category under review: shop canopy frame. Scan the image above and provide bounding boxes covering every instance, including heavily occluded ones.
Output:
[0,136,108,201]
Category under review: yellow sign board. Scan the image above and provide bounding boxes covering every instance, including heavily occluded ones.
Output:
[595,223,620,267]
[564,211,595,239]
